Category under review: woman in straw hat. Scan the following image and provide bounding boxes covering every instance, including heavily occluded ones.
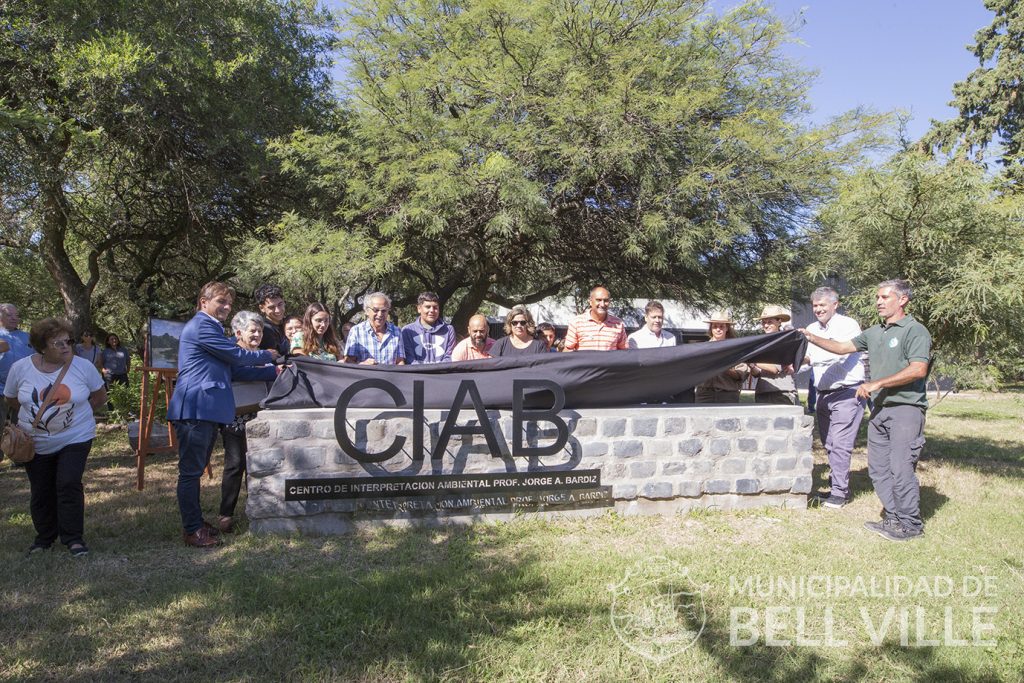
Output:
[750,305,800,406]
[695,311,749,404]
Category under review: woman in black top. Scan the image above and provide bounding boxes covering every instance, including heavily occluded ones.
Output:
[491,305,547,356]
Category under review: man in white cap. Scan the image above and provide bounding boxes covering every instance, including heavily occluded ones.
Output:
[750,305,799,405]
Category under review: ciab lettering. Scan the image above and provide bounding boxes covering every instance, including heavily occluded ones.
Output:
[334,378,569,462]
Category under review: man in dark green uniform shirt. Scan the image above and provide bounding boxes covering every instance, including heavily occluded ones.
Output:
[799,279,931,541]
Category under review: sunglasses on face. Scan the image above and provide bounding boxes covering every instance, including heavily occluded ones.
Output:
[510,320,528,327]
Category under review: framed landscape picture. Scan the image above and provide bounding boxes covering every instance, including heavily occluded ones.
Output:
[148,318,186,369]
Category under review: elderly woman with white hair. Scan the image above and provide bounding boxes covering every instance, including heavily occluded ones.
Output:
[216,310,277,533]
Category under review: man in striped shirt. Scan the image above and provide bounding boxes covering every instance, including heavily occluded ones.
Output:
[562,286,628,352]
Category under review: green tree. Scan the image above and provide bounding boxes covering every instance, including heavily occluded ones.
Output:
[925,0,1024,181]
[261,0,883,329]
[0,0,333,334]
[813,152,1024,387]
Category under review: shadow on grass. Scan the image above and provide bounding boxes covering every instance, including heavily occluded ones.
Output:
[0,450,578,681]
[924,434,1024,474]
[929,409,1017,423]
[810,463,950,523]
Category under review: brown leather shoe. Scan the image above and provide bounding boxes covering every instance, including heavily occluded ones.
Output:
[202,520,221,536]
[183,526,220,548]
[217,516,234,533]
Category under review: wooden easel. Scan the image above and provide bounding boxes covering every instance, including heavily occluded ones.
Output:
[136,360,177,490]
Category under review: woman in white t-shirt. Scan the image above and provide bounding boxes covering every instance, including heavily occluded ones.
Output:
[3,318,106,557]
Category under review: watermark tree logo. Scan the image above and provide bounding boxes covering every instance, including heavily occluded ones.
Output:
[609,556,706,662]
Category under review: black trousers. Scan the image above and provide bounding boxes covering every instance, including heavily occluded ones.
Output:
[24,440,93,547]
[219,426,248,518]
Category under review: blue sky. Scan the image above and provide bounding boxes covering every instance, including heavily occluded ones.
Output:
[762,0,994,140]
[328,0,995,142]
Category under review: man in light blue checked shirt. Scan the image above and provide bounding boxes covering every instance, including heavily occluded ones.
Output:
[343,292,407,365]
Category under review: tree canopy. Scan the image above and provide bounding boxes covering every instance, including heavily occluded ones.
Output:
[256,0,883,329]
[925,0,1024,182]
[0,0,334,336]
[812,151,1024,385]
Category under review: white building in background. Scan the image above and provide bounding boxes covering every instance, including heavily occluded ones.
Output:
[495,297,752,343]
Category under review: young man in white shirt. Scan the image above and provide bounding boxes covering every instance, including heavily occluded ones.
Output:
[627,301,677,349]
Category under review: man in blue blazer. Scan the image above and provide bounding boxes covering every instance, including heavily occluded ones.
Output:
[168,282,280,548]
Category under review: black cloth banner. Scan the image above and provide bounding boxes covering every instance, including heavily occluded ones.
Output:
[262,330,807,410]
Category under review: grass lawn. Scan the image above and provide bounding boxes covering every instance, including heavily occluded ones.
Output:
[1,392,1022,682]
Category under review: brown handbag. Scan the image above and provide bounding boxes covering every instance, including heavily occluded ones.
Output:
[1,358,73,464]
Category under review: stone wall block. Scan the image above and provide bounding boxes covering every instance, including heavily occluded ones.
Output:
[763,476,794,493]
[737,437,758,453]
[662,461,687,476]
[631,418,660,437]
[602,418,627,437]
[645,439,674,457]
[750,458,772,477]
[311,420,336,440]
[720,458,746,475]
[798,455,814,471]
[246,420,270,439]
[613,440,643,458]
[640,482,673,499]
[703,479,730,494]
[663,417,687,435]
[604,463,628,480]
[678,438,703,457]
[677,480,703,498]
[709,439,731,458]
[274,420,310,440]
[689,460,714,476]
[791,475,813,494]
[575,417,597,437]
[764,437,789,455]
[248,447,285,477]
[773,416,795,431]
[715,418,741,433]
[583,441,609,459]
[734,478,762,494]
[774,455,797,472]
[746,417,770,431]
[692,417,715,435]
[800,415,815,429]
[630,461,657,478]
[793,432,813,452]
[613,483,638,499]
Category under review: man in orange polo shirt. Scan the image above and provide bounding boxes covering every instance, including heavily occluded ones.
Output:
[562,286,628,352]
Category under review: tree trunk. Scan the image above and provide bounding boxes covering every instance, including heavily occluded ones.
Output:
[39,177,92,336]
[449,274,494,335]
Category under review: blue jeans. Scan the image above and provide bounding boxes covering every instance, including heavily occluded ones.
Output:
[174,420,219,534]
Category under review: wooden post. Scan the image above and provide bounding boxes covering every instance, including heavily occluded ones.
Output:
[136,359,179,489]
